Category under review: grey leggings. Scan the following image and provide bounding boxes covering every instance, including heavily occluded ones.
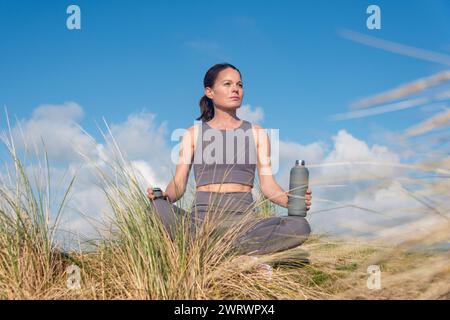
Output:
[150,191,311,255]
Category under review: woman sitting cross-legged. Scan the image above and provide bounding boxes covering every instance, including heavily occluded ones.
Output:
[147,63,312,268]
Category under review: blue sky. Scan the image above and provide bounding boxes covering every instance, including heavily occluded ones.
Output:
[0,0,449,240]
[1,0,449,146]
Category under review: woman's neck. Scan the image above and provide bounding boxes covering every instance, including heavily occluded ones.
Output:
[209,107,241,126]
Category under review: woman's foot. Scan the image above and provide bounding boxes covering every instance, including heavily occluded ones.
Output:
[255,262,273,280]
[230,255,273,279]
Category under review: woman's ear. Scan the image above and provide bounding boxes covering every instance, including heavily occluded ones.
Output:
[204,87,214,100]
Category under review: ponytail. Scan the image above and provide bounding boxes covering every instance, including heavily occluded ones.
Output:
[196,95,215,122]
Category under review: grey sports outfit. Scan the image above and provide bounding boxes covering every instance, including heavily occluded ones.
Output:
[150,120,311,255]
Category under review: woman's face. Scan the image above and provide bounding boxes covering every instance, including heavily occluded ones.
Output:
[205,68,244,111]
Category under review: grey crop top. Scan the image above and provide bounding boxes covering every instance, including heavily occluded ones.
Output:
[193,120,257,187]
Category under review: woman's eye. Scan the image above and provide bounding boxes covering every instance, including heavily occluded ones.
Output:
[223,82,243,87]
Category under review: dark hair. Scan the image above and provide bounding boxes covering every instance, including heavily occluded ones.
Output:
[197,63,242,122]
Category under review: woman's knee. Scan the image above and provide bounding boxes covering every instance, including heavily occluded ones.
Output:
[283,216,311,237]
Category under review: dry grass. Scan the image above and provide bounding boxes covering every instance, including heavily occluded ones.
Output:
[1,70,449,300]
[0,138,448,300]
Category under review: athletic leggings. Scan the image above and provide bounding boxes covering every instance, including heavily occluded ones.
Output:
[150,191,311,255]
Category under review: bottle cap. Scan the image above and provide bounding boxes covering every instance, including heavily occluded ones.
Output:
[153,187,163,199]
[295,160,305,166]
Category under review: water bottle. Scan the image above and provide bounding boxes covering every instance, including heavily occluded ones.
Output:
[150,187,180,240]
[288,160,309,217]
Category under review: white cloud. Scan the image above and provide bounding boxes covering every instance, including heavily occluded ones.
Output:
[3,103,176,247]
[272,128,400,195]
[3,102,446,246]
[237,104,264,124]
[109,112,169,159]
[319,129,401,182]
[10,102,96,163]
[128,160,169,192]
[310,180,425,237]
[268,127,446,241]
[31,101,84,122]
[107,111,174,186]
[64,184,109,238]
[325,130,399,163]
[273,140,327,189]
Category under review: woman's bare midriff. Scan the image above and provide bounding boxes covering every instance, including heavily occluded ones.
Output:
[196,183,252,193]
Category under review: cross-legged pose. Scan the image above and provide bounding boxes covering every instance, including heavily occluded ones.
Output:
[147,63,312,257]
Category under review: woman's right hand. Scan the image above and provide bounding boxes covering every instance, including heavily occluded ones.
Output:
[146,187,169,201]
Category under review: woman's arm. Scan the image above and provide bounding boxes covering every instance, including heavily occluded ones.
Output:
[253,124,311,210]
[254,124,288,207]
[259,173,289,208]
[163,125,196,203]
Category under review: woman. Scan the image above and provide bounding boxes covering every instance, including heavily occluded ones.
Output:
[147,63,312,256]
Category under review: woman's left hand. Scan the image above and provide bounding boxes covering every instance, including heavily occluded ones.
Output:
[305,188,312,211]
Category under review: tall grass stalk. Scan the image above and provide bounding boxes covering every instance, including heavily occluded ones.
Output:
[0,120,75,299]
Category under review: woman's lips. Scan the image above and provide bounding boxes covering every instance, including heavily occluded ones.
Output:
[230,97,240,100]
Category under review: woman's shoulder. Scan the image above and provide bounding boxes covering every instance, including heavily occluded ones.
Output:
[248,121,265,133]
[185,122,203,132]
[183,123,202,144]
[186,123,198,131]
[250,122,263,130]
